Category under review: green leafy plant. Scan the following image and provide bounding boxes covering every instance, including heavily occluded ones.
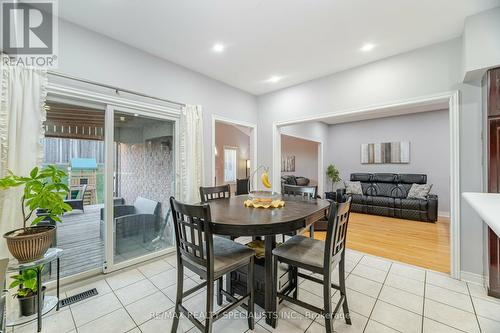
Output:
[0,165,72,229]
[9,265,44,298]
[326,164,341,191]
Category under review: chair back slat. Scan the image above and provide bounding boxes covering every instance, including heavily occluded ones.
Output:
[324,197,352,266]
[169,197,213,269]
[282,184,317,199]
[200,185,231,203]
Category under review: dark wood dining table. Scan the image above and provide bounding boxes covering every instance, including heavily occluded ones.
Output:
[207,195,331,327]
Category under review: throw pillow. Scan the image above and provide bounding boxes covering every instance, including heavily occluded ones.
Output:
[345,181,363,195]
[407,183,432,199]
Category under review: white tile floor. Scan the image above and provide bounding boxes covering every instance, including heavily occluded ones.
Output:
[7,249,500,333]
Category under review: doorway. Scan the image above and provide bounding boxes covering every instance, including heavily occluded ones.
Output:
[211,115,257,191]
[271,92,461,278]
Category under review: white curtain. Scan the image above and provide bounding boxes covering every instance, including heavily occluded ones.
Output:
[0,61,48,255]
[178,104,204,203]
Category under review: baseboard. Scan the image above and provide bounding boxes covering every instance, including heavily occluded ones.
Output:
[460,270,485,286]
[438,211,450,218]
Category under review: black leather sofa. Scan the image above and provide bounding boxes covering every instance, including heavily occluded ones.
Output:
[347,173,438,222]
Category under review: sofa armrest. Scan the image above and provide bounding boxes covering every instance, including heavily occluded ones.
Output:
[426,194,438,222]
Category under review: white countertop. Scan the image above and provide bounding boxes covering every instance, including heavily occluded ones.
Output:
[463,192,500,237]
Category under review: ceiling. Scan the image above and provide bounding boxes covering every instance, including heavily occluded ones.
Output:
[58,0,500,95]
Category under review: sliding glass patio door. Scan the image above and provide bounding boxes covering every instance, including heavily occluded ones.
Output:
[103,106,178,272]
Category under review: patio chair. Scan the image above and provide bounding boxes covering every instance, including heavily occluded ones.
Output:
[100,196,160,254]
[64,185,87,213]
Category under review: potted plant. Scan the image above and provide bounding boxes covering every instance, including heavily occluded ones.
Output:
[9,265,45,316]
[325,164,342,200]
[1,165,72,262]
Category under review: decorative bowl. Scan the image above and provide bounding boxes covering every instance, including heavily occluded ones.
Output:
[248,190,280,203]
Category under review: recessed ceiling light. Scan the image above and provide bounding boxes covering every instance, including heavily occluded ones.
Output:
[267,76,282,83]
[360,43,376,52]
[212,43,225,53]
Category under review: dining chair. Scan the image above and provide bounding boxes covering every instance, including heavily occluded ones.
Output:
[169,197,255,333]
[272,197,352,333]
[281,184,319,239]
[200,184,231,203]
[236,178,250,195]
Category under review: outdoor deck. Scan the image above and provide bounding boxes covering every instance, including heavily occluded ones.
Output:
[54,204,104,278]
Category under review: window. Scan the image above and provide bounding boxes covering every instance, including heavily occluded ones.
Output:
[224,147,237,183]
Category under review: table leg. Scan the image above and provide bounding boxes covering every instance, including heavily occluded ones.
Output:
[37,268,42,332]
[264,235,277,327]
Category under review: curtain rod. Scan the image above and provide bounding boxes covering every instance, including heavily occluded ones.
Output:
[47,71,186,107]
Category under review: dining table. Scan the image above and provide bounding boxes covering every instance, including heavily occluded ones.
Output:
[207,195,331,327]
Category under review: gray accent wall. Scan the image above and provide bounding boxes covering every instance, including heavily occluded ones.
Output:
[326,110,450,214]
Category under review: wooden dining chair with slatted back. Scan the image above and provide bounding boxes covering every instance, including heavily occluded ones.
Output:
[169,197,255,333]
[272,197,352,333]
[281,184,318,239]
[199,184,231,203]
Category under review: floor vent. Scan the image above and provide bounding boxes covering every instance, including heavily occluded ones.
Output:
[58,288,98,308]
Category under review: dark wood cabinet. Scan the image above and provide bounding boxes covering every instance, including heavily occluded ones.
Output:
[489,68,500,117]
[487,68,500,297]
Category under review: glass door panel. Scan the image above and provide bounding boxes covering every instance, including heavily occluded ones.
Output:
[42,101,106,279]
[111,111,175,264]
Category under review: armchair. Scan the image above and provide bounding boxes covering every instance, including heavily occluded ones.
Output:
[64,185,87,212]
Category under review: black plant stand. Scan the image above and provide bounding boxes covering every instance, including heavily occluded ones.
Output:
[6,248,62,333]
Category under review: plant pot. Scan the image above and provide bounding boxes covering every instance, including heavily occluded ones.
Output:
[3,226,55,263]
[18,286,46,317]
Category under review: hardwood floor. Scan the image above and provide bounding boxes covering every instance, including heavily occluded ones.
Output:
[310,213,450,273]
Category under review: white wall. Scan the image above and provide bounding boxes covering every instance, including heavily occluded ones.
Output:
[281,135,319,185]
[56,19,258,185]
[257,38,485,277]
[327,110,450,214]
[463,7,500,81]
[214,122,251,185]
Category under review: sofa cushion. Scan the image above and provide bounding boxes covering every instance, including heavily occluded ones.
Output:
[399,198,428,210]
[350,173,372,182]
[346,181,363,195]
[350,194,365,204]
[372,173,398,183]
[407,184,432,199]
[366,195,394,207]
[399,174,427,184]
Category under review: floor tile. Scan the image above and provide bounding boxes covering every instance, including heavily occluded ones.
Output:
[426,271,468,294]
[212,309,252,333]
[64,278,112,299]
[14,308,75,333]
[332,288,376,317]
[378,285,423,315]
[424,299,479,332]
[105,268,145,290]
[125,291,175,325]
[139,309,194,333]
[422,318,464,332]
[364,320,400,333]
[389,262,425,282]
[162,277,200,301]
[425,283,474,312]
[371,300,422,333]
[351,264,388,283]
[137,259,173,277]
[258,305,314,333]
[312,310,368,332]
[467,283,500,304]
[114,278,158,305]
[345,274,382,298]
[359,256,391,272]
[472,296,500,322]
[344,259,358,273]
[385,272,424,296]
[286,289,323,318]
[71,292,122,327]
[299,277,336,298]
[478,315,500,333]
[77,308,136,333]
[148,267,178,289]
[344,250,363,264]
